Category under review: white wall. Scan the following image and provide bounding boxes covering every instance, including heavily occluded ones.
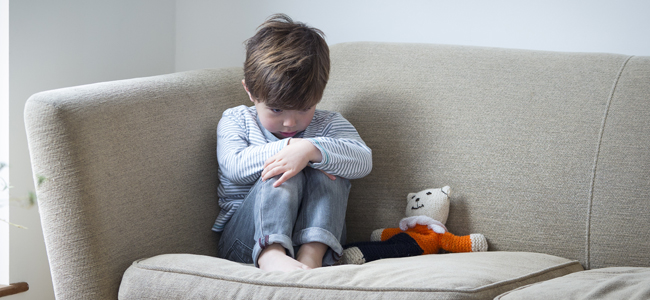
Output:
[175,0,650,71]
[1,0,10,287]
[6,1,175,299]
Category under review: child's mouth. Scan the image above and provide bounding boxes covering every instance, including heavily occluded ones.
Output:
[280,131,298,138]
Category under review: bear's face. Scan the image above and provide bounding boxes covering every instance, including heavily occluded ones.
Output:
[405,186,450,224]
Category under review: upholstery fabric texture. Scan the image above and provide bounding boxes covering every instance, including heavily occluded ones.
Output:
[495,267,650,300]
[319,43,649,270]
[119,252,582,300]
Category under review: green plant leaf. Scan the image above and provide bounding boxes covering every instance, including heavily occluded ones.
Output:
[36,174,47,187]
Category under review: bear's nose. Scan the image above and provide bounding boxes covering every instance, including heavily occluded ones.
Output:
[415,198,420,202]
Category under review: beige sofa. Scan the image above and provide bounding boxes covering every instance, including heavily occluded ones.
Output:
[25,42,650,299]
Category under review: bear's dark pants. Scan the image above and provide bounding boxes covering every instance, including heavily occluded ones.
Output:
[343,233,424,263]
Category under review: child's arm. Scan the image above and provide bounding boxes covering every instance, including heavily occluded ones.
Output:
[306,112,373,179]
[261,112,372,186]
[217,112,289,185]
[261,138,323,187]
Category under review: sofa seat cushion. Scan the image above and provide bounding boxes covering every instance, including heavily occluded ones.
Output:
[118,251,582,300]
[495,267,650,300]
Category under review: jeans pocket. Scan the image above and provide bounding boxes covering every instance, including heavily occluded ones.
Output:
[225,239,254,264]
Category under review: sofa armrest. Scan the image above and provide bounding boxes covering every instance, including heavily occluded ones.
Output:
[25,68,246,300]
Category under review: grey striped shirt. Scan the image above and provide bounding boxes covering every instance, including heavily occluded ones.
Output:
[212,105,372,232]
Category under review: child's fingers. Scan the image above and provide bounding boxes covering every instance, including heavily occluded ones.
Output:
[261,164,273,180]
[272,176,285,187]
[262,163,283,181]
[263,156,277,171]
[273,170,296,187]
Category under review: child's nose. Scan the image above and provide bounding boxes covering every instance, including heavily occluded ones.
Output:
[283,117,296,127]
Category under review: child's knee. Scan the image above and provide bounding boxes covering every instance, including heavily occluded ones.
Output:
[261,170,306,190]
[325,173,351,192]
[306,168,351,189]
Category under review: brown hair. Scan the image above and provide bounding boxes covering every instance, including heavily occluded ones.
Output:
[244,14,330,110]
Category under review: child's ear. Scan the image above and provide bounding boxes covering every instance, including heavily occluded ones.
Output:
[242,79,255,103]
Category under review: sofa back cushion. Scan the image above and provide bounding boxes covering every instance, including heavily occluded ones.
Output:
[319,42,650,269]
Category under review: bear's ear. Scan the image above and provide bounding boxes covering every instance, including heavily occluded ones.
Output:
[407,193,416,201]
[442,186,451,196]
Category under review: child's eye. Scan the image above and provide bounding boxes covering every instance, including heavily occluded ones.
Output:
[270,108,283,113]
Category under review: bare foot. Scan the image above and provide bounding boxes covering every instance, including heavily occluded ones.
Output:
[296,242,328,269]
[258,244,311,272]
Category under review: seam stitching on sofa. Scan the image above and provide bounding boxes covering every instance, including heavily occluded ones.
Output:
[472,261,583,292]
[585,55,634,270]
[130,259,582,294]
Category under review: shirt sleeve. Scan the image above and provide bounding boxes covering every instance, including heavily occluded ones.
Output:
[216,111,289,185]
[307,112,372,179]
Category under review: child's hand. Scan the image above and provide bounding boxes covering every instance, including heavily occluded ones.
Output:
[262,139,326,187]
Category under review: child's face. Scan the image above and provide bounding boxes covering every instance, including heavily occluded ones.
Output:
[253,101,316,139]
[244,80,315,139]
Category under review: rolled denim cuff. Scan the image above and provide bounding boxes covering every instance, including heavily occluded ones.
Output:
[292,227,343,266]
[252,233,294,268]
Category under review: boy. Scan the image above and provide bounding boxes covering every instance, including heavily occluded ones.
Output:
[213,14,372,272]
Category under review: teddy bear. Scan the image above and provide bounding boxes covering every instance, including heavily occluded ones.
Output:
[339,186,488,264]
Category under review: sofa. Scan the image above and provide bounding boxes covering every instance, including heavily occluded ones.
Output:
[25,42,650,299]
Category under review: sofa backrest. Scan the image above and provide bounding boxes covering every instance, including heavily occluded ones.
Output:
[25,42,649,299]
[319,42,650,270]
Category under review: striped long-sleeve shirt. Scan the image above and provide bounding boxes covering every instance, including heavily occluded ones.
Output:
[212,105,372,232]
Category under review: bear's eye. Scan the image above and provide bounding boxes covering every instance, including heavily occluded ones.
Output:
[426,192,432,195]
[411,195,416,199]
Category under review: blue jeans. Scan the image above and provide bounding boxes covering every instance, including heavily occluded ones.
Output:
[217,167,351,267]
